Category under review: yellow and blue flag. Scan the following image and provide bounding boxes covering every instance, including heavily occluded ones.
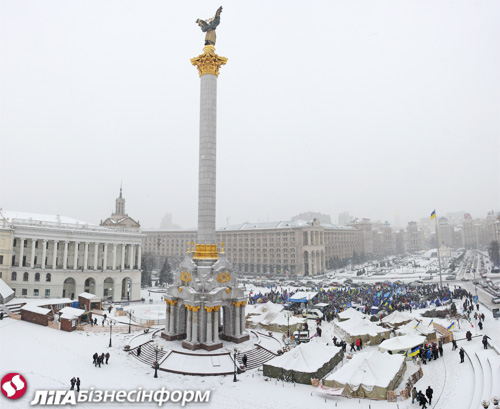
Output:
[408,346,420,357]
[413,321,421,329]
[447,322,455,331]
[430,210,436,220]
[428,319,434,327]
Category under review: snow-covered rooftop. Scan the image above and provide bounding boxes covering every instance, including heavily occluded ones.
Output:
[0,278,14,299]
[220,220,355,231]
[21,305,51,315]
[78,292,100,300]
[3,211,95,226]
[266,342,342,372]
[378,334,426,353]
[58,307,86,320]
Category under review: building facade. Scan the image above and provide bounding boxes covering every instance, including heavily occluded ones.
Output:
[143,219,363,276]
[1,211,143,301]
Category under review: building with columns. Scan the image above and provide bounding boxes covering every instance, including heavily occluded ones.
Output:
[100,187,140,229]
[0,211,143,301]
[143,219,362,276]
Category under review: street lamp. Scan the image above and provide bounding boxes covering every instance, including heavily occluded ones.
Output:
[233,349,239,382]
[153,343,161,378]
[128,309,134,334]
[109,319,115,347]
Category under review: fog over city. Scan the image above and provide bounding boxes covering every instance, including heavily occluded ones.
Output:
[1,0,498,229]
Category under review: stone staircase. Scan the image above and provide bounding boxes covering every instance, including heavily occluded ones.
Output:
[236,345,277,370]
[463,345,500,409]
[128,341,168,368]
[5,303,23,314]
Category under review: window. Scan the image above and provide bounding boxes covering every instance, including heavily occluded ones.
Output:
[45,289,50,298]
[35,273,40,282]
[23,272,29,281]
[33,289,39,297]
[0,255,3,264]
[11,271,17,281]
[13,239,17,247]
[22,289,27,296]
[46,273,51,282]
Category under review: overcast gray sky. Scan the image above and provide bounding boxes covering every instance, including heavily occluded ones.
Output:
[1,0,499,229]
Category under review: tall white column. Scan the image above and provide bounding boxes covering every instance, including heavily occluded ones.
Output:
[192,308,198,343]
[121,244,126,270]
[128,244,134,269]
[41,240,47,269]
[137,245,142,269]
[169,304,175,334]
[93,243,99,269]
[30,239,36,267]
[18,238,25,267]
[213,307,219,342]
[73,242,79,270]
[112,244,117,270]
[103,244,108,270]
[186,308,192,342]
[63,241,68,269]
[240,302,246,334]
[83,242,89,270]
[206,308,213,344]
[52,240,58,269]
[165,304,170,334]
[234,305,240,337]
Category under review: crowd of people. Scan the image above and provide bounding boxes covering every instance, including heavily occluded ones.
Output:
[93,352,111,367]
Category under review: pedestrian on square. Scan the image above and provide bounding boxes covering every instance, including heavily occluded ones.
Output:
[76,378,80,393]
[426,386,433,405]
[93,352,98,365]
[459,347,465,363]
[70,377,76,390]
[105,352,110,364]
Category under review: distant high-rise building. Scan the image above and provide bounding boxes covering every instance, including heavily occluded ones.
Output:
[338,212,352,226]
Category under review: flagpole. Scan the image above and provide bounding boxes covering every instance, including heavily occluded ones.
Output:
[434,211,443,290]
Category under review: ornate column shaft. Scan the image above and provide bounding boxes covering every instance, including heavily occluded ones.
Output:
[234,304,240,337]
[169,304,176,334]
[63,241,69,270]
[165,303,170,334]
[41,240,47,269]
[73,242,79,270]
[213,307,220,342]
[191,45,227,245]
[206,307,213,344]
[19,238,24,267]
[93,243,99,269]
[186,308,192,342]
[52,240,58,269]
[240,302,246,335]
[83,242,89,270]
[30,239,36,267]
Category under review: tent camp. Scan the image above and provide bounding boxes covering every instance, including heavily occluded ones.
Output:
[337,308,365,322]
[289,292,317,303]
[323,351,406,400]
[334,317,390,344]
[396,319,437,341]
[247,301,305,333]
[380,311,413,328]
[378,334,426,357]
[264,342,343,384]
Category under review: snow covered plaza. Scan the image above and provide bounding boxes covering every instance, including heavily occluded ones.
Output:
[1,2,500,409]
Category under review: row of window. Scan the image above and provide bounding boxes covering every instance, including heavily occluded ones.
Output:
[10,272,51,282]
[16,288,51,297]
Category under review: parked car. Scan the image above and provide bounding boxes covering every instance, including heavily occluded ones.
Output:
[302,309,324,319]
[491,297,500,304]
[461,277,470,282]
[446,275,456,280]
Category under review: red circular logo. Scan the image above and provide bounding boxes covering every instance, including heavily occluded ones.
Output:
[1,373,27,400]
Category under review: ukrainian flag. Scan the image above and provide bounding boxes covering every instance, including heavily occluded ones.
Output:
[428,319,434,327]
[413,321,421,329]
[447,322,455,331]
[408,346,420,357]
[430,210,436,220]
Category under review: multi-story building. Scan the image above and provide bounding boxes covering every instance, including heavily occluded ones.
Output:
[437,218,454,248]
[143,219,362,276]
[0,211,143,301]
[406,222,425,253]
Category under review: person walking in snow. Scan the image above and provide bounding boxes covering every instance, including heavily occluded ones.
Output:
[242,354,248,368]
[93,352,98,365]
[425,386,433,405]
[452,339,457,350]
[105,352,110,364]
[482,335,490,349]
[438,344,443,357]
[419,393,428,409]
[478,321,483,331]
[137,345,142,357]
[70,377,76,390]
[350,342,356,353]
[459,347,465,363]
[411,387,417,404]
[76,378,80,393]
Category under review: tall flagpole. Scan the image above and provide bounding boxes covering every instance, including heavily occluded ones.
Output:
[434,211,443,290]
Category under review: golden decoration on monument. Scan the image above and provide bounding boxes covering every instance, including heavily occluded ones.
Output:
[180,270,192,283]
[216,270,231,283]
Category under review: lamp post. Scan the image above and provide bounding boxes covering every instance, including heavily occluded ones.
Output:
[128,309,134,334]
[153,343,160,378]
[233,349,238,382]
[109,319,115,347]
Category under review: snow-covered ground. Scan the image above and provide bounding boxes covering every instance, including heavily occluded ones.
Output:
[2,253,500,409]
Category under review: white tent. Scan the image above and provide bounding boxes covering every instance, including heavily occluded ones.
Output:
[247,302,305,332]
[378,334,426,355]
[289,292,317,303]
[334,317,390,344]
[338,308,365,321]
[264,343,343,384]
[396,319,436,339]
[381,310,413,326]
[247,301,284,316]
[323,351,406,399]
